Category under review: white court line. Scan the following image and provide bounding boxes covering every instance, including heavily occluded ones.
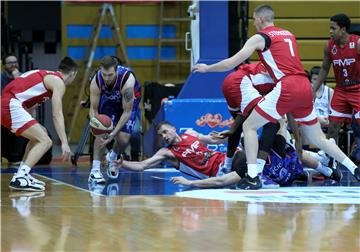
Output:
[34,173,104,197]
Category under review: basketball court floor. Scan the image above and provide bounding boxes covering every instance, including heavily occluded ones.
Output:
[1,164,360,251]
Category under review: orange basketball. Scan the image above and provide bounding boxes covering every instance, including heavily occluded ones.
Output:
[89,114,113,136]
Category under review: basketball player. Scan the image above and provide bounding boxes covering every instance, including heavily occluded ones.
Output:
[113,120,339,189]
[88,56,141,183]
[170,118,342,188]
[215,62,279,188]
[312,14,360,161]
[1,57,78,191]
[193,5,360,189]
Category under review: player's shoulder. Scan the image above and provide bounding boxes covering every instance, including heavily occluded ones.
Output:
[184,129,199,137]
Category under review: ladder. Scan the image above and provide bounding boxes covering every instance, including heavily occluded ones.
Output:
[67,3,129,142]
[156,1,191,84]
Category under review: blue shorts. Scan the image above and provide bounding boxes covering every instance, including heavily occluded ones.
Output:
[99,98,141,134]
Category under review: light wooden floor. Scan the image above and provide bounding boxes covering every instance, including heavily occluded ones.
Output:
[1,173,360,251]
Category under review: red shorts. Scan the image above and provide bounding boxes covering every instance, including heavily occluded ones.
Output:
[255,75,317,125]
[222,73,262,117]
[1,96,37,136]
[330,84,360,123]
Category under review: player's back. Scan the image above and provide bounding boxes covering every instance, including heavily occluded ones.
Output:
[2,69,61,108]
[257,26,307,82]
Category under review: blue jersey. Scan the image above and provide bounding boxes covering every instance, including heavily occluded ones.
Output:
[262,145,303,186]
[96,65,141,134]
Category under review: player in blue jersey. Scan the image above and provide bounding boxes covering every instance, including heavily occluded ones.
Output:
[171,118,342,188]
[88,56,141,183]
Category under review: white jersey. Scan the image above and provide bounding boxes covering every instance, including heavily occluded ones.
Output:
[314,85,332,118]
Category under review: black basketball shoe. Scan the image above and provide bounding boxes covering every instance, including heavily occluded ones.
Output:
[237,175,262,190]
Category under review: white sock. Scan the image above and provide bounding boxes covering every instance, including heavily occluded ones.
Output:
[16,164,31,177]
[247,164,258,178]
[225,157,233,170]
[256,159,266,174]
[315,163,332,177]
[19,161,24,168]
[92,160,101,171]
[341,157,356,174]
[109,150,118,161]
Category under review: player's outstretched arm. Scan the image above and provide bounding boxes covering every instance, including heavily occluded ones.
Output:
[170,171,241,188]
[115,148,173,171]
[192,34,264,73]
[185,129,227,145]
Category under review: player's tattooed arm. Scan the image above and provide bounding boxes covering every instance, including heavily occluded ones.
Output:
[123,87,134,103]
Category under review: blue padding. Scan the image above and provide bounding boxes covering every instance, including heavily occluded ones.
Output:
[178,59,232,98]
[199,1,228,59]
[67,46,116,60]
[67,25,113,39]
[127,46,175,60]
[126,25,175,38]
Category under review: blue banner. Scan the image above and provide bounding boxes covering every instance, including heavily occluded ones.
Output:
[163,98,233,153]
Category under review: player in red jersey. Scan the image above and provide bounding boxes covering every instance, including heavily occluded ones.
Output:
[312,14,360,161]
[112,121,229,178]
[216,62,280,189]
[1,57,78,191]
[193,5,360,189]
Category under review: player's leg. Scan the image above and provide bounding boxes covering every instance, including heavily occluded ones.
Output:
[106,131,131,179]
[328,87,353,141]
[107,102,140,179]
[10,123,51,191]
[327,120,343,142]
[301,150,342,181]
[88,136,107,183]
[240,82,287,189]
[301,123,359,180]
[240,110,270,189]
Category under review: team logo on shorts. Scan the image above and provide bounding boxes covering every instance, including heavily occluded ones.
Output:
[331,45,337,55]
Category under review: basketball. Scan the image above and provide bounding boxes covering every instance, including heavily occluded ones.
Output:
[89,114,113,136]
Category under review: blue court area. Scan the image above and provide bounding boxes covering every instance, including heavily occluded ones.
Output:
[1,166,360,197]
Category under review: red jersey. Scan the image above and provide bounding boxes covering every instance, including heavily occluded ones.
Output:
[328,34,360,88]
[2,69,62,109]
[247,62,275,95]
[222,63,274,116]
[256,26,307,82]
[167,133,225,177]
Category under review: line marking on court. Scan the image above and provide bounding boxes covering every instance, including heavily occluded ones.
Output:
[34,173,104,196]
[176,186,360,204]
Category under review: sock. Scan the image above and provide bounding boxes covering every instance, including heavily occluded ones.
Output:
[19,161,24,168]
[247,164,258,178]
[256,159,266,174]
[225,157,233,170]
[92,160,101,171]
[109,150,118,161]
[341,157,357,174]
[315,163,332,177]
[16,164,31,177]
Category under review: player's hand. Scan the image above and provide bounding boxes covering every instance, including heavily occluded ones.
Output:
[61,143,72,162]
[113,154,124,167]
[210,130,232,139]
[192,63,209,73]
[170,176,192,186]
[100,133,114,148]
